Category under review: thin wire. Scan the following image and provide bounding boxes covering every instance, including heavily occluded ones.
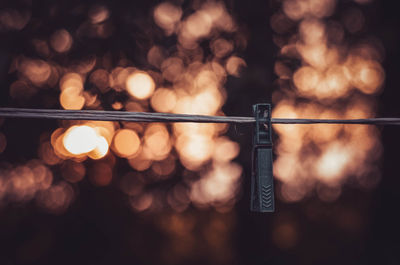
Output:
[271,118,400,125]
[1,107,400,125]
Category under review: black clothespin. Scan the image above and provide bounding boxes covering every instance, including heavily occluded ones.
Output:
[250,104,275,212]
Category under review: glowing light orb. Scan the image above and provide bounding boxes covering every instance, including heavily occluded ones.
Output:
[63,126,98,155]
[112,129,140,158]
[126,72,155,100]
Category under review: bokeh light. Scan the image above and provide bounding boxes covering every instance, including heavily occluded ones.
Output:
[2,0,245,214]
[112,129,140,158]
[50,29,73,53]
[126,72,156,100]
[272,0,384,202]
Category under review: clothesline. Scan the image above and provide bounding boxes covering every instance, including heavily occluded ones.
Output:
[1,108,400,125]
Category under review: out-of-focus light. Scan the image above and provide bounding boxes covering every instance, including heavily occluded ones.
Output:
[60,87,85,110]
[225,56,246,77]
[153,3,182,35]
[293,66,320,96]
[89,5,110,24]
[59,73,85,110]
[182,11,213,40]
[119,172,144,196]
[112,129,140,158]
[190,162,242,206]
[152,155,176,177]
[283,0,336,20]
[144,124,171,161]
[176,135,213,169]
[36,181,74,214]
[212,137,240,163]
[50,29,73,53]
[63,126,98,155]
[272,0,384,203]
[89,69,110,92]
[89,136,109,159]
[151,88,177,112]
[0,9,30,31]
[352,59,385,94]
[61,160,86,183]
[19,58,51,86]
[147,46,165,68]
[9,80,36,102]
[130,193,153,212]
[316,143,351,185]
[126,72,155,100]
[2,0,245,213]
[39,141,62,165]
[210,38,234,58]
[161,57,184,82]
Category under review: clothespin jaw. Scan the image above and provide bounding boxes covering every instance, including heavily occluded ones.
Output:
[250,104,275,212]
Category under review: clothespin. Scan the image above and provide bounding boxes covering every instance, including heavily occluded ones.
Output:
[250,104,275,212]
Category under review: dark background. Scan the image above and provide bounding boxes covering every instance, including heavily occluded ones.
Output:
[1,0,400,264]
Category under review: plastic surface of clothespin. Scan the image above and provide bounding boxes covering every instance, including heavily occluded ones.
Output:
[250,104,275,212]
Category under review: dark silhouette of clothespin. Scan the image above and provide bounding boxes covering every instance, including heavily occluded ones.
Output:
[250,104,275,212]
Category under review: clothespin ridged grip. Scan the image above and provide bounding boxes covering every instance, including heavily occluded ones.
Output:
[250,104,275,212]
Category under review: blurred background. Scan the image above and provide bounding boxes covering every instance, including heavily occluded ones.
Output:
[0,0,399,264]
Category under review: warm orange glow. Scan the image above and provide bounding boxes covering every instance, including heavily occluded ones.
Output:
[190,162,242,206]
[112,129,140,158]
[151,88,177,112]
[212,137,240,163]
[63,126,98,155]
[60,72,83,91]
[147,45,166,68]
[0,9,30,30]
[130,193,153,212]
[126,72,155,100]
[89,136,109,159]
[153,3,182,35]
[19,58,51,86]
[0,159,53,203]
[128,150,153,171]
[50,29,73,53]
[177,1,235,49]
[59,124,110,160]
[351,59,385,94]
[226,56,246,77]
[272,0,384,202]
[161,57,184,82]
[211,38,234,58]
[283,0,336,20]
[144,124,171,161]
[90,69,110,92]
[39,141,62,165]
[315,142,351,185]
[3,0,245,212]
[60,86,85,110]
[176,135,214,170]
[9,80,36,102]
[36,181,74,213]
[59,73,85,110]
[89,5,110,24]
[293,66,320,96]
